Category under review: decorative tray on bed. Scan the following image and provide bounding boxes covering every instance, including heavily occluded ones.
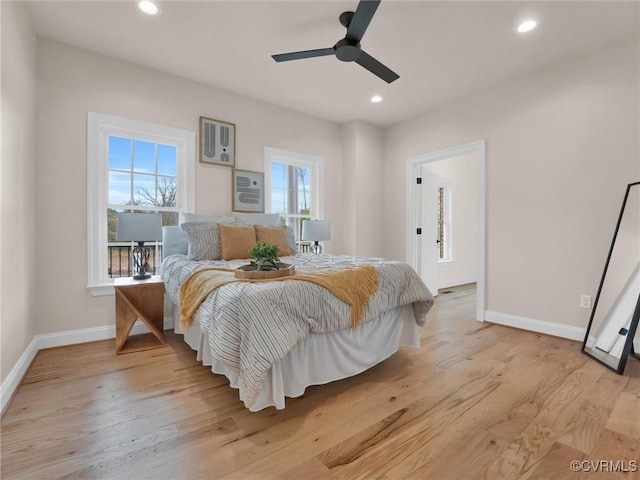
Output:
[235,263,295,280]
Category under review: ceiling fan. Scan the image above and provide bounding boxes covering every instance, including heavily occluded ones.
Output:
[272,0,399,84]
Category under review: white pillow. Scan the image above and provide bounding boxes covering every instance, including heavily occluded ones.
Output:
[285,225,298,255]
[234,212,280,226]
[183,213,236,223]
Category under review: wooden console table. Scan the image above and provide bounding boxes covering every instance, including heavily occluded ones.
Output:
[114,276,166,354]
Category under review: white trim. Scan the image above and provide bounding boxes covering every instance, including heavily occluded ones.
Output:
[406,140,486,322]
[89,284,115,297]
[86,112,195,295]
[263,146,325,220]
[438,277,477,290]
[0,317,174,415]
[36,317,174,349]
[485,311,586,341]
[1,337,39,415]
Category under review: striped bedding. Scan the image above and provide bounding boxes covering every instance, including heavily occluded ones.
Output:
[161,253,434,409]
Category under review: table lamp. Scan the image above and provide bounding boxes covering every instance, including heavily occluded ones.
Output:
[301,220,331,254]
[116,212,163,280]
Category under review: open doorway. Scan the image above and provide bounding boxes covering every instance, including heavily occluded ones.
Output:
[405,140,486,322]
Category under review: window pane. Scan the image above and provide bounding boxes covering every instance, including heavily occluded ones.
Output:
[109,136,131,170]
[272,190,285,213]
[157,144,177,176]
[107,208,120,242]
[157,176,177,207]
[107,208,130,278]
[266,151,322,243]
[109,171,131,205]
[296,166,311,214]
[161,211,179,226]
[133,173,156,205]
[270,164,313,216]
[272,162,285,188]
[107,208,169,279]
[133,140,155,173]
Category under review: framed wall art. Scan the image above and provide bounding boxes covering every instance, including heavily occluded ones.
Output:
[199,116,235,167]
[232,169,265,213]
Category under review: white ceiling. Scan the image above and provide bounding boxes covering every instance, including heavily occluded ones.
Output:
[26,1,639,126]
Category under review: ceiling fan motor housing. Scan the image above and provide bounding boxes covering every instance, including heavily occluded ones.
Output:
[335,38,361,62]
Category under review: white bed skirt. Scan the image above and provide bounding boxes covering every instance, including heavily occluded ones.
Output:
[172,304,420,411]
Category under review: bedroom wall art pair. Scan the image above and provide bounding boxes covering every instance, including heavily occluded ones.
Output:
[198,116,265,213]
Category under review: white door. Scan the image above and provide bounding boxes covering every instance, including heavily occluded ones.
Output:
[419,167,440,295]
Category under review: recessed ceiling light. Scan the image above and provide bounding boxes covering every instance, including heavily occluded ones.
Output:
[517,20,537,33]
[138,0,159,15]
[371,95,383,103]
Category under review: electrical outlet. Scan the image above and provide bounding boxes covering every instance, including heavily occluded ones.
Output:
[580,295,592,309]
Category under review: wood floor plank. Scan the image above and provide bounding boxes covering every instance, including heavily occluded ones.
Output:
[316,369,509,479]
[606,392,640,440]
[585,429,640,480]
[393,353,583,480]
[527,442,585,480]
[557,372,629,454]
[2,283,639,480]
[482,361,607,480]
[280,457,331,480]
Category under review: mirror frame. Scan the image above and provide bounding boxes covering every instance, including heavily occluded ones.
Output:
[581,181,640,374]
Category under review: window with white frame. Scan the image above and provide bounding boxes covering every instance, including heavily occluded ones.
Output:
[87,113,195,295]
[264,147,324,248]
[437,184,453,262]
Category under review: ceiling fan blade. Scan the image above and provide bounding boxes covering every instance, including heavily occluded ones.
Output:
[355,50,399,83]
[346,0,381,42]
[272,48,335,62]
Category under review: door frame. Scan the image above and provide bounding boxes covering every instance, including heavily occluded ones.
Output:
[405,140,486,322]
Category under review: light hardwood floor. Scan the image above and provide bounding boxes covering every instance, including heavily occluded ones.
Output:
[2,284,639,479]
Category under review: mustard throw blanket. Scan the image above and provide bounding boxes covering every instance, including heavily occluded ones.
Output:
[180,265,379,331]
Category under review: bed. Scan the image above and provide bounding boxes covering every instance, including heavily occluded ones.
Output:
[160,223,434,411]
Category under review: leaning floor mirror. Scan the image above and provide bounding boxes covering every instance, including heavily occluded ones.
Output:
[582,181,640,374]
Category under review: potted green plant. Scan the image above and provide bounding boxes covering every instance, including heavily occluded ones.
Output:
[248,241,280,271]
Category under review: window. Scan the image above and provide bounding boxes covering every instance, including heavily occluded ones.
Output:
[87,113,195,295]
[437,184,453,262]
[264,147,324,247]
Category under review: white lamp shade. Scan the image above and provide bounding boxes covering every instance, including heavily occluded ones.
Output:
[301,220,331,241]
[116,213,163,242]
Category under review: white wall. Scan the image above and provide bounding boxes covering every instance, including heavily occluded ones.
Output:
[384,37,640,330]
[423,154,478,289]
[342,120,385,257]
[34,38,345,336]
[1,2,38,384]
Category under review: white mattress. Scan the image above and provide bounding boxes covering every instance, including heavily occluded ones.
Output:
[172,303,420,411]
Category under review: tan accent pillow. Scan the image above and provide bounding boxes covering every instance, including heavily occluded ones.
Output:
[254,225,292,256]
[217,224,257,260]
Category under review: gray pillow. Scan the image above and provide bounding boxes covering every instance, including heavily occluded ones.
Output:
[181,220,239,260]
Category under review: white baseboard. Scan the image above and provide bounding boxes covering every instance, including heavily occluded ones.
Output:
[438,278,477,290]
[1,316,174,416]
[1,336,39,415]
[485,311,586,341]
[37,317,174,349]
